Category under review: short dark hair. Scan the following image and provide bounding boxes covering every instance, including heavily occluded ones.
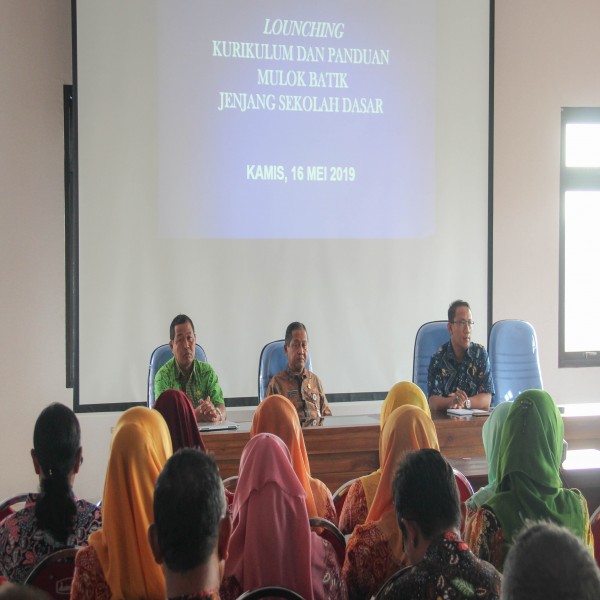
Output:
[448,300,470,323]
[170,314,195,341]
[153,449,225,572]
[393,449,460,539]
[284,322,307,346]
[502,522,600,600]
[33,403,81,543]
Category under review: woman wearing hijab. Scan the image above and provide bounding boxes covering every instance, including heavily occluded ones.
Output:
[342,405,440,600]
[0,404,101,583]
[153,389,206,452]
[464,400,512,519]
[220,433,346,600]
[71,407,173,599]
[465,390,593,572]
[250,395,336,523]
[339,382,429,534]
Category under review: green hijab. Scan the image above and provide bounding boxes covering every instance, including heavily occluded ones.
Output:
[485,390,587,544]
[466,400,512,511]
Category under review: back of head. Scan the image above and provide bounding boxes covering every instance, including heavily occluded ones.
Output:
[33,403,81,543]
[284,321,307,345]
[502,521,600,600]
[448,299,470,322]
[154,449,225,572]
[170,314,194,341]
[393,448,461,539]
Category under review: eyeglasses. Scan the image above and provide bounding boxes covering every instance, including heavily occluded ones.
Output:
[451,319,474,328]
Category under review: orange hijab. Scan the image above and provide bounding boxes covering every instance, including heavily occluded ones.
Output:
[363,382,430,506]
[251,395,321,518]
[89,407,172,599]
[365,405,439,562]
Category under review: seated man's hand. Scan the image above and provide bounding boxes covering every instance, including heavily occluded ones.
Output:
[195,396,220,422]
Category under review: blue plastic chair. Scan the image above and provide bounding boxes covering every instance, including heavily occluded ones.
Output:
[412,321,450,396]
[488,319,543,404]
[257,340,312,402]
[147,343,207,407]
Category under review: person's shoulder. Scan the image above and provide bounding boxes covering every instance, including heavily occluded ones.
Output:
[470,342,488,356]
[432,340,451,357]
[156,357,175,374]
[306,369,323,384]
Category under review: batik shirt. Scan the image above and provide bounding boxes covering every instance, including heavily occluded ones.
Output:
[427,341,495,405]
[154,358,224,409]
[377,531,501,599]
[266,367,332,423]
[0,493,102,583]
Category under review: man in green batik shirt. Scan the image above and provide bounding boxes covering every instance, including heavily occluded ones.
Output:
[154,314,226,423]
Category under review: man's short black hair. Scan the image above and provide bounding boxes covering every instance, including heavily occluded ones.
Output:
[393,449,461,539]
[502,521,600,600]
[284,321,308,346]
[153,449,225,573]
[170,314,195,341]
[448,300,470,323]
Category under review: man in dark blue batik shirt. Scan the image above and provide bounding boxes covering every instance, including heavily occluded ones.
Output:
[427,300,495,411]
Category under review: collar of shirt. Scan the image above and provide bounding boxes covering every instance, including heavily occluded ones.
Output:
[174,358,196,384]
[284,365,308,380]
[443,341,475,364]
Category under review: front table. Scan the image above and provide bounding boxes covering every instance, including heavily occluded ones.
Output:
[203,411,487,491]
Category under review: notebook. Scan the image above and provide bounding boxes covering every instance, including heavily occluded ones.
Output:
[447,408,490,417]
[198,421,240,432]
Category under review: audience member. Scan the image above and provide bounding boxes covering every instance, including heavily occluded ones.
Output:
[251,394,336,522]
[0,403,101,583]
[71,407,172,599]
[466,390,593,571]
[376,448,501,599]
[339,381,430,534]
[154,314,226,422]
[265,322,332,422]
[149,449,231,600]
[220,433,346,600]
[153,389,207,452]
[342,405,439,600]
[501,521,600,600]
[465,401,512,518]
[428,300,495,410]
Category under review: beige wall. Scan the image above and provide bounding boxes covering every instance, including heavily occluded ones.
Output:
[493,0,600,404]
[0,0,118,501]
[1,1,599,501]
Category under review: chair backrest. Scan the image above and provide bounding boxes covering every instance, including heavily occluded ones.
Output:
[591,505,600,568]
[0,493,28,523]
[223,475,239,494]
[236,587,306,600]
[309,517,346,567]
[24,547,79,599]
[488,320,543,405]
[258,340,312,402]
[147,343,207,407]
[412,321,450,396]
[373,566,412,599]
[332,477,358,521]
[454,468,475,535]
[453,468,475,503]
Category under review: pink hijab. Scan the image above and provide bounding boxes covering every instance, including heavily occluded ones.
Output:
[223,433,326,600]
[153,389,206,452]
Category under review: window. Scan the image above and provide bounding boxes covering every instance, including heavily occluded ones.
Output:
[559,108,600,367]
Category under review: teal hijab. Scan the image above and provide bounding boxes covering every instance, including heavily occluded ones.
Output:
[485,390,587,544]
[466,400,512,511]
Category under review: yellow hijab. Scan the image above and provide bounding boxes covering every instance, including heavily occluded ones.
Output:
[363,382,430,506]
[251,395,320,518]
[89,407,172,599]
[365,405,439,562]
